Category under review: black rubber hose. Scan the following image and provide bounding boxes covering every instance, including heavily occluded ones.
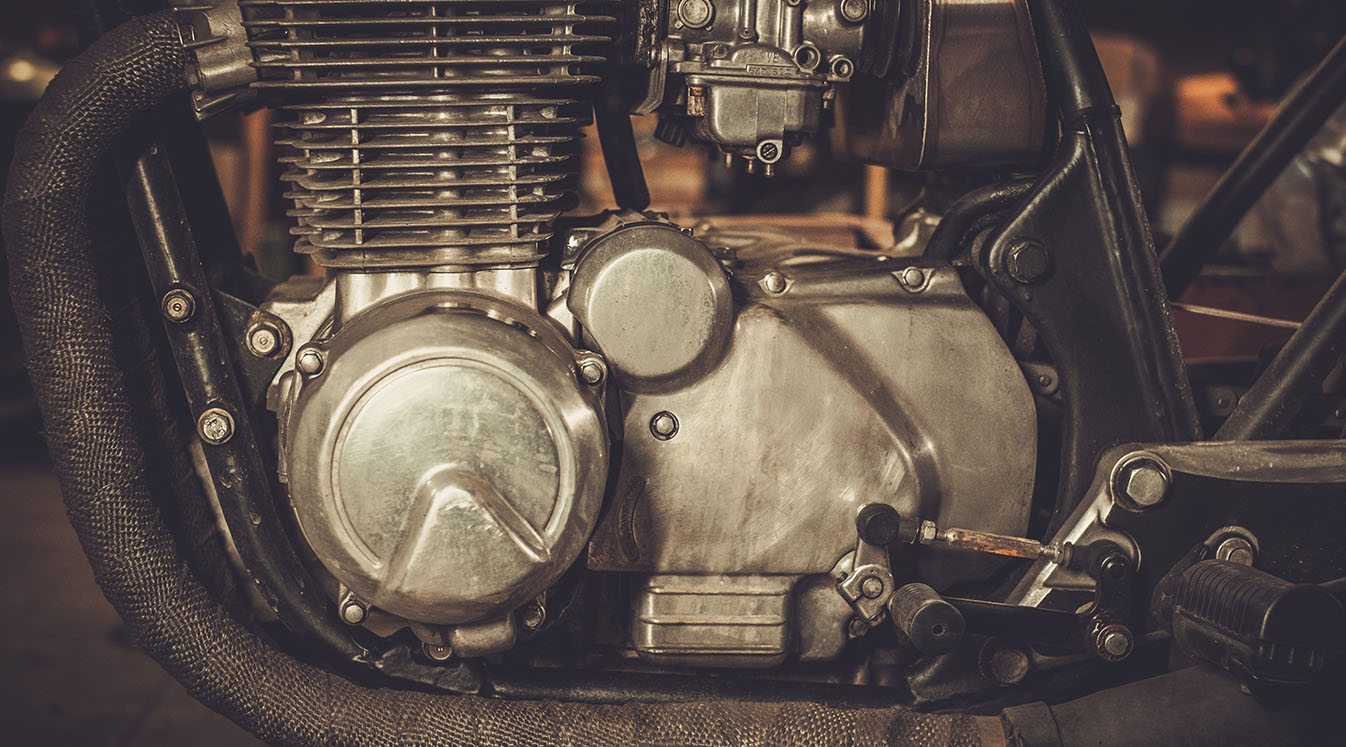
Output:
[1,10,991,745]
[924,179,1036,260]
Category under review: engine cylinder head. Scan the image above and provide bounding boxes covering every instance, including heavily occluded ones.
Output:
[240,0,613,270]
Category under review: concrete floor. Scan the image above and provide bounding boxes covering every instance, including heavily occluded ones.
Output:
[0,457,263,746]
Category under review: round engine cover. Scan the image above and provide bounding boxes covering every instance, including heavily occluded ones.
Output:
[568,222,732,391]
[285,291,608,625]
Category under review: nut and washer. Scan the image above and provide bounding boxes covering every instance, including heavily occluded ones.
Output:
[1095,624,1134,661]
[424,643,452,662]
[1113,453,1171,509]
[650,411,680,440]
[197,407,235,445]
[161,288,196,323]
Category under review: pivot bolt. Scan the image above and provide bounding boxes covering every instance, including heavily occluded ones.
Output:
[860,576,885,599]
[197,407,235,446]
[650,411,680,440]
[840,0,869,23]
[1007,240,1051,284]
[1096,624,1134,661]
[1117,456,1170,508]
[424,643,452,662]
[1216,536,1255,566]
[161,288,196,323]
[296,346,325,376]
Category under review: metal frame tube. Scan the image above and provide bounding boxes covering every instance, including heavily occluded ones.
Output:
[1159,34,1346,300]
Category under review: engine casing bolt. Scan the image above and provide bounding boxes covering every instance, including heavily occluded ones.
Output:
[578,358,605,386]
[650,411,680,440]
[247,324,280,358]
[161,288,196,323]
[296,346,325,376]
[197,407,235,446]
[761,271,787,294]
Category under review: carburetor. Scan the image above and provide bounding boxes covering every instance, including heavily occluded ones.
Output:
[645,0,895,172]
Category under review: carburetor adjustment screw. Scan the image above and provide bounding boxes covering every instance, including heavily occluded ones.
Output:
[161,288,196,324]
[197,407,235,446]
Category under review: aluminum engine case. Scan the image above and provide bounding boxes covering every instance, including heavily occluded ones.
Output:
[575,223,1038,666]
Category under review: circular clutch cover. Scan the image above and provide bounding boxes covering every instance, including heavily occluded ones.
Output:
[286,291,608,625]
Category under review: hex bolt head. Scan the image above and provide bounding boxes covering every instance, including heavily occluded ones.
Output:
[1097,625,1134,661]
[296,346,325,376]
[860,575,885,599]
[1006,240,1051,284]
[650,411,680,440]
[578,358,606,386]
[1216,536,1256,566]
[840,0,869,23]
[197,407,235,446]
[161,288,196,323]
[760,271,787,294]
[340,600,367,625]
[1118,457,1170,508]
[247,325,279,358]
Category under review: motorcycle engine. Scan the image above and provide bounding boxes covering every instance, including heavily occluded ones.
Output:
[221,0,1043,669]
